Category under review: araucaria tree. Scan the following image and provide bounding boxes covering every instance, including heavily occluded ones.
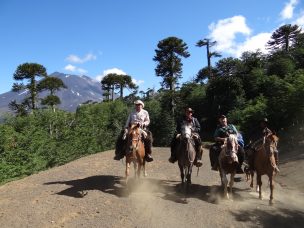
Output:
[37,76,67,112]
[153,37,190,91]
[196,38,221,79]
[11,63,47,111]
[267,24,302,52]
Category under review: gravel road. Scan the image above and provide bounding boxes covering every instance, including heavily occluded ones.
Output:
[0,147,303,228]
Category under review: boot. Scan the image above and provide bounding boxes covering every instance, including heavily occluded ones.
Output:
[114,153,124,160]
[236,165,244,174]
[144,144,153,162]
[194,144,203,167]
[169,138,177,163]
[144,133,153,162]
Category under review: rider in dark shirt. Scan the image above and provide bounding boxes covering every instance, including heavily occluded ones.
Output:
[209,115,244,174]
[168,107,203,167]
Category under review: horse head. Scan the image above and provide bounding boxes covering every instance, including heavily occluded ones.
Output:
[126,124,143,154]
[264,133,279,155]
[180,123,192,140]
[224,134,239,163]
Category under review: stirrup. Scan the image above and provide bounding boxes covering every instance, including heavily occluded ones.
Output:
[195,160,203,167]
[145,154,153,162]
[168,157,176,163]
[274,166,280,173]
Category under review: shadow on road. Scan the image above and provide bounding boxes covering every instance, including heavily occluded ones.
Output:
[44,175,129,198]
[231,207,304,228]
[45,175,249,205]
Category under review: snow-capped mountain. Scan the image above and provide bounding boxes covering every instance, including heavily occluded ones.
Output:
[0,72,103,113]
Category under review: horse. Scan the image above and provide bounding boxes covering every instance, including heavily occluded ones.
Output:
[218,134,239,199]
[249,133,279,205]
[124,123,146,184]
[176,122,196,187]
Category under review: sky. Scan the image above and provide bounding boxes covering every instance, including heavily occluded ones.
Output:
[0,0,304,95]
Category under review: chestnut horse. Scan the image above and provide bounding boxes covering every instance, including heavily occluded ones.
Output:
[218,134,239,199]
[250,133,279,205]
[124,123,146,184]
[176,123,196,187]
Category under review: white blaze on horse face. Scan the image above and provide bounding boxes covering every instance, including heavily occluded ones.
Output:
[227,134,238,162]
[181,123,192,139]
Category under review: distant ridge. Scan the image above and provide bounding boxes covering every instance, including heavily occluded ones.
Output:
[0,72,103,113]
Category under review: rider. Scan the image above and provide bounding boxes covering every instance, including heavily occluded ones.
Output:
[246,118,279,172]
[168,107,203,167]
[114,100,153,162]
[209,115,244,174]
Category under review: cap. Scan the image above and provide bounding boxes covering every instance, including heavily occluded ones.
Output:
[134,100,144,108]
[261,117,268,123]
[219,114,227,119]
[185,107,194,113]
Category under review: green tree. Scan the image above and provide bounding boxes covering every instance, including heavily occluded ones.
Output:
[12,63,47,110]
[267,24,302,52]
[153,36,190,91]
[37,76,67,112]
[196,38,221,79]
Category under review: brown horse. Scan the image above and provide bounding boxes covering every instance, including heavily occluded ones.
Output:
[124,123,146,184]
[218,134,239,199]
[250,133,279,205]
[176,123,196,187]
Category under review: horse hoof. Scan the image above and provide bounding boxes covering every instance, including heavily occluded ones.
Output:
[269,200,274,206]
[144,172,148,177]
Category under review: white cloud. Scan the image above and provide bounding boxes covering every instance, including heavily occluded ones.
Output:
[293,10,304,28]
[64,64,88,74]
[64,64,76,72]
[233,32,272,57]
[65,53,97,64]
[132,79,144,85]
[280,0,299,20]
[208,15,251,55]
[95,68,127,81]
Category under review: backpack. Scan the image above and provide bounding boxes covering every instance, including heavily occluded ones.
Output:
[237,132,245,147]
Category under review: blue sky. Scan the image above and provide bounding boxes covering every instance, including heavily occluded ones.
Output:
[0,0,303,94]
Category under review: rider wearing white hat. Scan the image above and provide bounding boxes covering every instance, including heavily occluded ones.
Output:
[114,100,154,162]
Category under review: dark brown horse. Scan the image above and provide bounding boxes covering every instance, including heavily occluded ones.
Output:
[176,123,196,187]
[250,133,279,205]
[218,134,239,199]
[124,124,146,184]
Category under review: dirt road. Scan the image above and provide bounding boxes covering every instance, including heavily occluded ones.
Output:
[0,147,303,228]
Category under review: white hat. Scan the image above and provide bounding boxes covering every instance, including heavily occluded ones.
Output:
[134,100,144,108]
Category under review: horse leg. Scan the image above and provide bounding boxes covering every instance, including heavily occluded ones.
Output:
[179,164,184,185]
[257,174,262,199]
[137,160,142,179]
[143,159,147,177]
[250,170,254,188]
[134,161,138,179]
[269,175,274,205]
[220,170,229,199]
[186,166,192,185]
[229,173,235,199]
[125,161,130,185]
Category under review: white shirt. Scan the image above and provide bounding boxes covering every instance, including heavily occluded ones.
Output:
[124,109,150,128]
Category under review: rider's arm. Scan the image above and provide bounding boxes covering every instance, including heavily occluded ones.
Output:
[193,118,201,133]
[124,113,131,129]
[214,128,226,143]
[143,110,150,127]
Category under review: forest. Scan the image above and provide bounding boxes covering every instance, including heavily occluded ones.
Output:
[0,24,303,184]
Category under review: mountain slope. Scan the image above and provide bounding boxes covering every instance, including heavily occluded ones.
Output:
[0,72,103,113]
